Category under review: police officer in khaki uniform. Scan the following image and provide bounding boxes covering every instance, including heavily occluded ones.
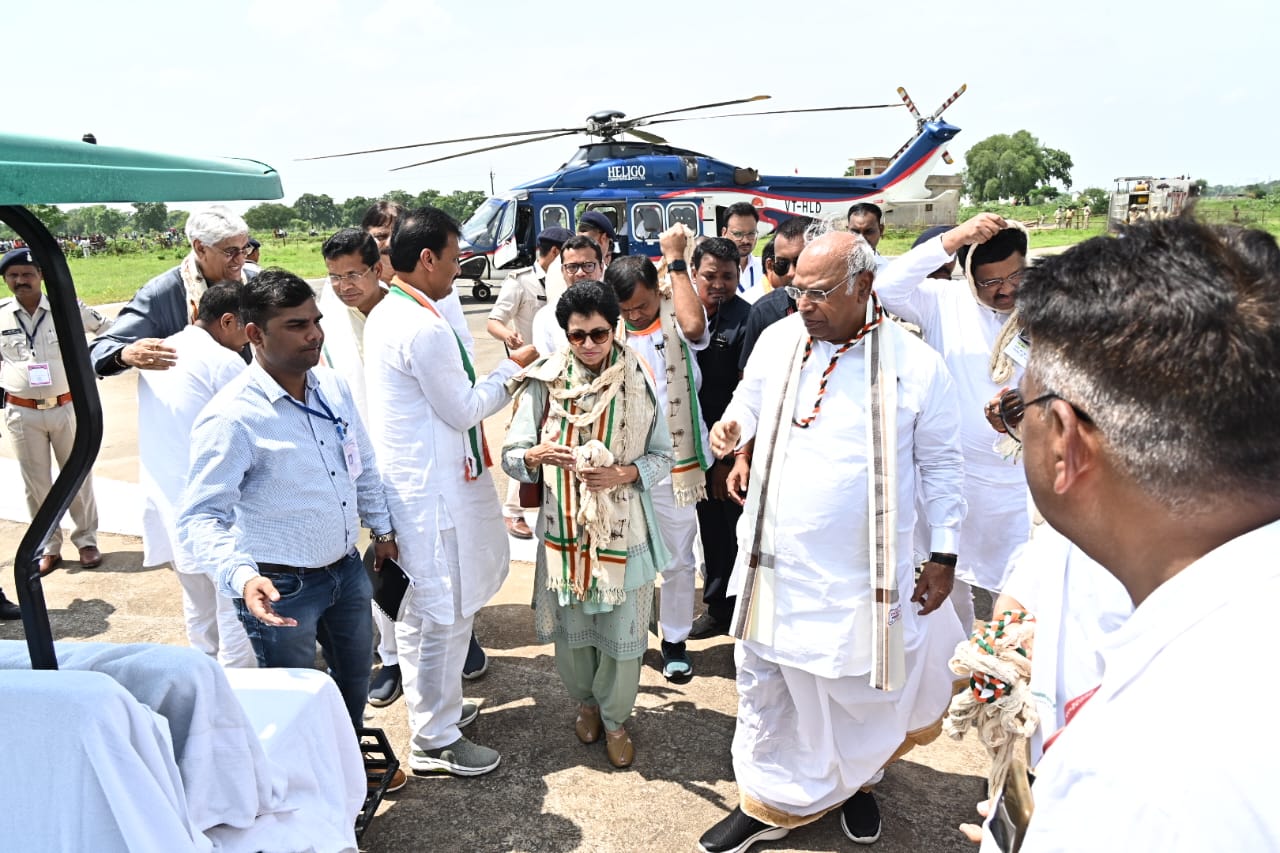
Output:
[1,248,111,575]
[486,226,571,539]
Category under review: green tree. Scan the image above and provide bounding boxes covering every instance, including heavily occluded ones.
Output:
[962,130,1073,203]
[29,204,68,235]
[243,203,295,232]
[1079,187,1109,215]
[132,201,169,233]
[440,190,486,223]
[167,209,190,231]
[340,195,374,226]
[383,190,414,208]
[66,204,105,236]
[98,208,129,238]
[293,193,340,228]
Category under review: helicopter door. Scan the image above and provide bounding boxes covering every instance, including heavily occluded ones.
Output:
[493,199,520,269]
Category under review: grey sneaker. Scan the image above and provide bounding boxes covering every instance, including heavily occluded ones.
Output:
[459,700,479,728]
[409,736,500,777]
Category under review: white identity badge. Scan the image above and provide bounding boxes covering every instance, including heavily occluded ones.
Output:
[343,434,362,482]
[1003,335,1030,368]
[27,362,53,387]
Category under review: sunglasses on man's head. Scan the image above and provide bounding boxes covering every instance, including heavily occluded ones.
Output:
[566,327,612,345]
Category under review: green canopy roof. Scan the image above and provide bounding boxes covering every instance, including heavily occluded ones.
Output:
[0,133,283,205]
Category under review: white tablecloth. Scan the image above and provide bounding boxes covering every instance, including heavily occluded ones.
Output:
[0,641,364,853]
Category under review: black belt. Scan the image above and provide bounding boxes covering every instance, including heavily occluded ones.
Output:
[258,557,346,576]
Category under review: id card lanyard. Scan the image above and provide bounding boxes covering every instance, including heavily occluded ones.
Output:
[286,389,363,481]
[15,308,53,387]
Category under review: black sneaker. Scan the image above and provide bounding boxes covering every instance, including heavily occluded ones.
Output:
[688,612,730,640]
[368,663,402,707]
[0,591,20,621]
[840,790,882,845]
[462,633,488,681]
[660,639,693,684]
[698,807,789,853]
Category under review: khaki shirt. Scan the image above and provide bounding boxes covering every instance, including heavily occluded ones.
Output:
[0,293,111,399]
[487,265,547,343]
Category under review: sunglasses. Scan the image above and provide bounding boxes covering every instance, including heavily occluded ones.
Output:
[566,327,612,345]
[770,256,798,275]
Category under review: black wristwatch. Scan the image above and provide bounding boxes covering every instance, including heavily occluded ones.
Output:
[928,552,958,568]
[667,259,688,273]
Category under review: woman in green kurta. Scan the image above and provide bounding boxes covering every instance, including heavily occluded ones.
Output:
[502,281,672,769]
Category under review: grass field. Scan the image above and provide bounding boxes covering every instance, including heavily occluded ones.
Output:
[57,196,1280,305]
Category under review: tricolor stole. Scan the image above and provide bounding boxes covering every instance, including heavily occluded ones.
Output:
[388,284,491,480]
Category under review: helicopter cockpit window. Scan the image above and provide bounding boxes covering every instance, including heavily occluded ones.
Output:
[540,205,568,232]
[667,202,698,234]
[461,197,508,249]
[631,204,664,242]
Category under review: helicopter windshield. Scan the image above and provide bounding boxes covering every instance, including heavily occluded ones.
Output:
[460,196,511,251]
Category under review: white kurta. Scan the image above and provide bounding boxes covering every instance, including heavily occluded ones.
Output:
[318,282,375,422]
[874,236,1028,590]
[363,290,518,623]
[725,314,966,679]
[137,325,247,569]
[721,314,967,819]
[738,255,766,304]
[1021,520,1280,851]
[998,523,1132,763]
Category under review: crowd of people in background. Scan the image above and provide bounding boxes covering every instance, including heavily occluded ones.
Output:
[4,196,1278,852]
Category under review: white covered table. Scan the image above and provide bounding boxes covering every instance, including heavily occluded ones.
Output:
[0,641,364,853]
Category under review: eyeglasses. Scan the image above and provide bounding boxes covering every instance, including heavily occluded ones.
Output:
[997,388,1093,443]
[563,262,599,275]
[784,277,849,304]
[327,268,374,285]
[566,327,612,345]
[208,243,252,261]
[976,268,1027,289]
[728,229,758,241]
[770,256,798,276]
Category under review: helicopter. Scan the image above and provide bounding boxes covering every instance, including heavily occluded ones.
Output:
[304,87,966,300]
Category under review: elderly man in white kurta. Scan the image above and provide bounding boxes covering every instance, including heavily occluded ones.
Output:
[698,232,965,853]
[138,282,255,667]
[873,213,1030,630]
[363,206,539,777]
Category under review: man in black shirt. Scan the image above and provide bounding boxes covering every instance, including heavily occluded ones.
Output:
[690,238,752,638]
[737,215,809,372]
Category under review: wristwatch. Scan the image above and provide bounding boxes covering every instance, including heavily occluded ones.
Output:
[929,552,958,568]
[666,259,688,273]
[373,530,397,544]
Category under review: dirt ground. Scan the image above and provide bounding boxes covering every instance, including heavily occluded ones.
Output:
[0,292,991,852]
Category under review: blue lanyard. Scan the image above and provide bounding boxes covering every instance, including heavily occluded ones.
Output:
[285,388,348,441]
[16,310,45,350]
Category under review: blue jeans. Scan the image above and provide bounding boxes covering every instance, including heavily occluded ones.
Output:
[235,550,373,729]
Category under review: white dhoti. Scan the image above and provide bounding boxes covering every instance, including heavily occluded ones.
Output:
[731,600,963,828]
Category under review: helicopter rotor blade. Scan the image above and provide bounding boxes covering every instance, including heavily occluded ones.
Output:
[390,130,581,171]
[625,128,669,144]
[298,126,585,161]
[627,94,771,124]
[896,86,924,125]
[928,83,967,122]
[643,103,905,127]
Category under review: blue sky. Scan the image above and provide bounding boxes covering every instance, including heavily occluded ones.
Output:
[16,0,1277,206]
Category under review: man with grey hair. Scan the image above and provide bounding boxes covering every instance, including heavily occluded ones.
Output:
[698,231,965,851]
[90,205,255,376]
[972,217,1280,850]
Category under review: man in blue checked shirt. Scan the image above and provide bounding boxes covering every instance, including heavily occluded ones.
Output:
[179,269,399,731]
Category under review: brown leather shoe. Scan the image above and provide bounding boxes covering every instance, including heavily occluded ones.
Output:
[78,547,103,569]
[605,726,634,769]
[38,555,61,576]
[575,704,602,744]
[504,516,534,540]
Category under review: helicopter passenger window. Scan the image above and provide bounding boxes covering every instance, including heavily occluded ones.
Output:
[631,204,664,241]
[540,205,568,231]
[667,203,698,234]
